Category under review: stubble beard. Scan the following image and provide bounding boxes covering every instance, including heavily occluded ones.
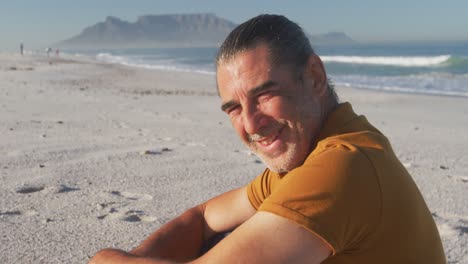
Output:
[247,107,321,173]
[246,95,323,173]
[248,123,307,173]
[252,142,298,173]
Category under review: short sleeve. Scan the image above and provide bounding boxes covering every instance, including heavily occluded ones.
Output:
[257,142,382,254]
[247,168,276,210]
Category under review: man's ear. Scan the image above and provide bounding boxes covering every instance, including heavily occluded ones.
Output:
[303,54,328,96]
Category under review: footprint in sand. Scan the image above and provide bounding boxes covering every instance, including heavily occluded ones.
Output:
[15,185,45,194]
[109,190,153,201]
[16,184,80,195]
[438,221,468,237]
[433,213,468,238]
[455,224,468,235]
[0,208,38,218]
[118,209,157,222]
[140,147,172,156]
[96,190,155,222]
[98,208,157,223]
[437,223,459,237]
[45,184,80,194]
[0,210,22,216]
[458,176,468,183]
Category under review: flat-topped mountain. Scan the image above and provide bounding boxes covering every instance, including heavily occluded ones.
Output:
[58,14,354,49]
[59,13,236,48]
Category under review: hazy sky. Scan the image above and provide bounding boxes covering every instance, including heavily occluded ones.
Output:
[1,0,467,50]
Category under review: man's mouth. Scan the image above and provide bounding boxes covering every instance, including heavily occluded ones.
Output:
[257,134,279,146]
[251,126,285,147]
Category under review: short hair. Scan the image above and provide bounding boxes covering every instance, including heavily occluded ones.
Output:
[216,14,338,101]
[216,14,313,71]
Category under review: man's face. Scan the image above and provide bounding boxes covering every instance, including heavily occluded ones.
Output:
[217,45,324,173]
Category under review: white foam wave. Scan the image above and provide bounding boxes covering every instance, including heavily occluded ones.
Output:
[338,82,468,97]
[331,73,468,97]
[321,55,451,67]
[95,53,214,75]
[96,53,129,64]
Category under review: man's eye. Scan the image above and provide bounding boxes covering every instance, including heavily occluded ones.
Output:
[258,92,274,102]
[227,106,241,117]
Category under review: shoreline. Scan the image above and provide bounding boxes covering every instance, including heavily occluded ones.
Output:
[0,53,467,263]
[24,49,468,99]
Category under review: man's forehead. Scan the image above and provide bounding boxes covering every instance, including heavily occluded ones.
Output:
[219,46,271,72]
[217,56,272,101]
[218,60,271,83]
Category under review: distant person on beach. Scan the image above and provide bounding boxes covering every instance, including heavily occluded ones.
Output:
[55,48,60,57]
[89,14,445,264]
[20,42,24,55]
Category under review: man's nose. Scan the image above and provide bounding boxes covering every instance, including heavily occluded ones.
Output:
[242,103,267,135]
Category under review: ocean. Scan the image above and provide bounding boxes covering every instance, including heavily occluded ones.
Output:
[68,42,468,97]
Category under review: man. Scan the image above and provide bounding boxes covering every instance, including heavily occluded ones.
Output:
[90,14,445,263]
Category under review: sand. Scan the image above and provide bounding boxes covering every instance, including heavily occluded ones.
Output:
[0,53,467,263]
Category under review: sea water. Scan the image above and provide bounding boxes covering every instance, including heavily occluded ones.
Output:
[316,42,468,97]
[68,41,468,97]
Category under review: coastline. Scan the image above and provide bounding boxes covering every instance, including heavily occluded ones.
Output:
[1,53,466,263]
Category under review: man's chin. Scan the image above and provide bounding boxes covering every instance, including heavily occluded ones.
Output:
[255,156,290,173]
[248,146,296,172]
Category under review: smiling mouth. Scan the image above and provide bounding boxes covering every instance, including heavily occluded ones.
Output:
[252,126,285,147]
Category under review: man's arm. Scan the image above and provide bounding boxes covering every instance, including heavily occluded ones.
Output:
[89,185,333,264]
[193,211,332,264]
[130,186,256,260]
[89,186,256,263]
[90,212,332,264]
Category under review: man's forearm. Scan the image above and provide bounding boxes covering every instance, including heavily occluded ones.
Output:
[130,205,210,261]
[89,248,176,264]
[89,187,254,264]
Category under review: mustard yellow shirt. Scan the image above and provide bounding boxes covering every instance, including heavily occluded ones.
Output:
[247,102,445,263]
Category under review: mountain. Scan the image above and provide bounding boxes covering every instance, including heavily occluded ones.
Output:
[59,13,237,48]
[58,14,355,49]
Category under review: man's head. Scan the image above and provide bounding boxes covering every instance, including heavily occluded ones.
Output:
[216,14,314,75]
[216,14,337,173]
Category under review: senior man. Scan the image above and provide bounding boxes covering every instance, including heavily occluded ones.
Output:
[90,14,445,263]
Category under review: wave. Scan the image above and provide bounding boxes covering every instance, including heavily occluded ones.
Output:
[330,73,468,97]
[321,55,452,67]
[96,53,130,65]
[336,81,468,97]
[95,53,215,75]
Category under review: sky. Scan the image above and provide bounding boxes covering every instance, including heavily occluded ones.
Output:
[1,0,467,51]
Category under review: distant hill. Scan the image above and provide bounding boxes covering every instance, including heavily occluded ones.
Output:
[58,14,355,49]
[59,13,237,48]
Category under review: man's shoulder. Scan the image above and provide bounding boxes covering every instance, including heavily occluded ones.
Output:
[292,134,384,189]
[311,130,390,161]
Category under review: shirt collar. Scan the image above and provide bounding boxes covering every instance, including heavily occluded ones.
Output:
[316,102,360,142]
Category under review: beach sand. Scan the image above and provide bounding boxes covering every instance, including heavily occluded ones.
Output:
[1,53,467,263]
